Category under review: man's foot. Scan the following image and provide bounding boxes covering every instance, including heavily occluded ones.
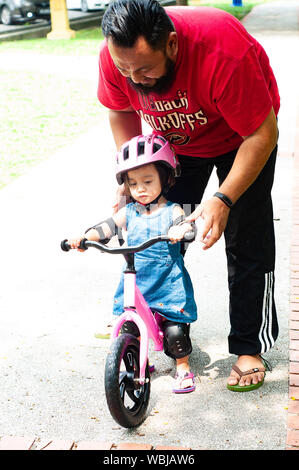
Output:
[227,354,269,392]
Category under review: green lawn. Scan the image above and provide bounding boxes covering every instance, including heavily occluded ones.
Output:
[190,0,279,21]
[0,69,105,189]
[0,27,104,56]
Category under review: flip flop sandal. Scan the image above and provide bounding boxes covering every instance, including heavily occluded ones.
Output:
[173,371,196,394]
[227,356,272,392]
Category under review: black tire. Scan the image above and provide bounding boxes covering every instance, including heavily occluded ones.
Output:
[0,6,13,25]
[104,333,150,428]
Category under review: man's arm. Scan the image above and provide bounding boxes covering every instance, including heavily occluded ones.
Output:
[186,107,278,250]
[109,106,142,150]
[216,107,278,204]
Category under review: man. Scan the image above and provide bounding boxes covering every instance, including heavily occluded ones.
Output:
[97,0,280,391]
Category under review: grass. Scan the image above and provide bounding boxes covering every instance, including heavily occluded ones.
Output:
[0,0,277,189]
[0,27,107,189]
[0,69,105,189]
[0,27,104,55]
[190,0,279,20]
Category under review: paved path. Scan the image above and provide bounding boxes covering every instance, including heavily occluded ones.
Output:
[242,2,299,450]
[0,0,299,452]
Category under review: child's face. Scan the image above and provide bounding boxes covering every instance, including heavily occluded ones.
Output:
[126,164,162,205]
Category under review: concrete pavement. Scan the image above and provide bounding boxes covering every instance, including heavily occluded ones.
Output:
[0,0,299,451]
[242,2,299,450]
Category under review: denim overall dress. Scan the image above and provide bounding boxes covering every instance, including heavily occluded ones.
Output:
[112,201,197,323]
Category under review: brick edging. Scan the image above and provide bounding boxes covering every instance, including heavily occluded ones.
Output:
[0,436,193,451]
[286,91,299,449]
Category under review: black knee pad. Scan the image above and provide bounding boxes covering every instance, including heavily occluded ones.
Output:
[120,321,140,337]
[163,321,192,359]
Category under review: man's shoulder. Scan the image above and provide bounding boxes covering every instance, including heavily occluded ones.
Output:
[167,6,247,40]
[167,6,254,60]
[166,5,237,27]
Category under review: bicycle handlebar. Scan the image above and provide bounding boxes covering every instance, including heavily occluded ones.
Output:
[61,230,196,255]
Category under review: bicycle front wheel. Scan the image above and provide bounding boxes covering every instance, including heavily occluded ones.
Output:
[104,333,150,428]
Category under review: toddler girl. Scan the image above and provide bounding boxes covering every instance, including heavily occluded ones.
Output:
[68,134,198,393]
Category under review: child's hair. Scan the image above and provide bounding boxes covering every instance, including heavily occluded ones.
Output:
[123,162,176,195]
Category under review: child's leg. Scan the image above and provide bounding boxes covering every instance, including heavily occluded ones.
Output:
[176,355,190,373]
[163,321,192,359]
[173,356,195,393]
[162,321,195,393]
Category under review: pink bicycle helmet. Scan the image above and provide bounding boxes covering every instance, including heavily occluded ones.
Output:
[115,134,180,185]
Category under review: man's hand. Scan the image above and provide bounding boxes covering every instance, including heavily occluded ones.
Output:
[186,197,230,250]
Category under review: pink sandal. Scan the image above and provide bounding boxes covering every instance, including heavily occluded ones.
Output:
[173,371,196,394]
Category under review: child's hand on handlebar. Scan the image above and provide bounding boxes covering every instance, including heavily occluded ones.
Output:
[67,228,101,251]
[67,236,86,252]
[168,222,194,244]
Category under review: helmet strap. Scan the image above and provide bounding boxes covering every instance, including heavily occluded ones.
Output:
[133,190,163,213]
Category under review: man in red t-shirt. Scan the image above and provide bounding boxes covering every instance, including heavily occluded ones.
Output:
[98,0,279,392]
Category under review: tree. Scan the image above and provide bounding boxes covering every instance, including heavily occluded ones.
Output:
[176,0,188,5]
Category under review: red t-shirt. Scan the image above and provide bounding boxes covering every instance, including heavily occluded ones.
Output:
[97,6,280,158]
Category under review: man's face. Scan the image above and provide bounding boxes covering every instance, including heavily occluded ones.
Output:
[108,34,178,95]
[127,56,176,95]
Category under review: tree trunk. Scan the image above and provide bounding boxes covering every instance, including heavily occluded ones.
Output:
[176,0,189,5]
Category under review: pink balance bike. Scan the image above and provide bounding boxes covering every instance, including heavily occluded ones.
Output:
[61,230,195,428]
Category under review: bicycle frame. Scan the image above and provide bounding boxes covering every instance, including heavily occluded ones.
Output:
[61,230,195,386]
[111,270,164,385]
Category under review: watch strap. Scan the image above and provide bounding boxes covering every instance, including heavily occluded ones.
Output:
[213,192,233,208]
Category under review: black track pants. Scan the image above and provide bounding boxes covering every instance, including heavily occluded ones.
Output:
[167,146,279,355]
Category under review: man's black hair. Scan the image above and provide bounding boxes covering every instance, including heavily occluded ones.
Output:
[101,0,174,50]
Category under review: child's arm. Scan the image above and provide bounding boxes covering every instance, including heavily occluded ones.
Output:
[68,207,126,251]
[88,207,126,242]
[168,205,195,244]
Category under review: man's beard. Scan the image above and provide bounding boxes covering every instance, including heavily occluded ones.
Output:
[127,57,176,95]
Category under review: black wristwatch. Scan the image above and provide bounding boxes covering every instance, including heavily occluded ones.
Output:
[213,192,233,208]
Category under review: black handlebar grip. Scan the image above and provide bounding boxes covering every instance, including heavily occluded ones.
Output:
[79,238,88,251]
[60,238,88,251]
[61,239,70,251]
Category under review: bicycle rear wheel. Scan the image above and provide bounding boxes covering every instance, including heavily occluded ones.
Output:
[104,333,151,428]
